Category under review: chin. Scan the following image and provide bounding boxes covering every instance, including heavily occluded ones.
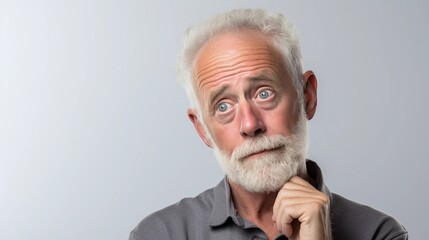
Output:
[215,141,307,193]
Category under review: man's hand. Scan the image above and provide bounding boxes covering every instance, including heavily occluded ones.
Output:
[272,176,330,240]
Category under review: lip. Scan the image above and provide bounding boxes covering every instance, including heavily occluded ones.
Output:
[242,146,283,161]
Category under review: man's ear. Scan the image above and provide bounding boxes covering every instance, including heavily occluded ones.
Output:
[303,70,318,120]
[187,108,213,148]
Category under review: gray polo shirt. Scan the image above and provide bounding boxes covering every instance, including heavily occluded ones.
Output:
[130,160,408,240]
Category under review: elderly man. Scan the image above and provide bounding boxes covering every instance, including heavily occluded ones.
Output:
[130,9,407,240]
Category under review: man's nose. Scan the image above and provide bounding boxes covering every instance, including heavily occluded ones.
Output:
[239,103,266,137]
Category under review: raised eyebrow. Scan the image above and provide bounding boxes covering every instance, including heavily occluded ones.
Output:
[209,85,229,106]
[248,73,276,84]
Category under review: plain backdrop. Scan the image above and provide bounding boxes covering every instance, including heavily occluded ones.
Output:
[1,0,427,239]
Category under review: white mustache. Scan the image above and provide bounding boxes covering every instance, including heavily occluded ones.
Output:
[231,135,291,161]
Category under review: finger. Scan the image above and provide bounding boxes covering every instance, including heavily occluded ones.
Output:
[274,196,326,221]
[274,198,329,238]
[273,189,327,218]
[281,181,316,193]
[278,188,327,201]
[283,221,293,238]
[289,176,314,187]
[276,201,306,236]
[280,177,320,197]
[277,197,327,210]
[275,204,294,237]
[274,195,321,219]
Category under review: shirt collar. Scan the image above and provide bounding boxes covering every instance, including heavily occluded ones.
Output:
[208,177,240,227]
[208,159,332,227]
[306,159,332,198]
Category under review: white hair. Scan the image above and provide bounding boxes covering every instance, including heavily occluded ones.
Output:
[176,8,305,116]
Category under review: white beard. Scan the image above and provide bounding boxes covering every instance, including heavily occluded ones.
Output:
[213,110,308,193]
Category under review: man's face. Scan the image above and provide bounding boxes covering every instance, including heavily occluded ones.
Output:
[190,30,308,192]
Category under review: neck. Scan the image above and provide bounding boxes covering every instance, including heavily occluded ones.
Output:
[228,179,279,239]
[228,179,277,219]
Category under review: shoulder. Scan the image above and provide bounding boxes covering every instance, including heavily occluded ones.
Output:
[331,193,408,240]
[129,187,216,240]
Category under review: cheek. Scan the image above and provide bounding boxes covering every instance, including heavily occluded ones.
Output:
[263,103,297,136]
[210,123,241,155]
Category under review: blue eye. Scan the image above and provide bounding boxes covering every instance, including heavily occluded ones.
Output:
[217,102,229,112]
[258,90,271,99]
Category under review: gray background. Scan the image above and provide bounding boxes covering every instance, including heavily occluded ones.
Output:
[1,0,427,239]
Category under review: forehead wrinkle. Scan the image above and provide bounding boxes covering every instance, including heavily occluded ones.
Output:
[196,57,276,85]
[196,49,275,78]
[196,46,274,73]
[195,54,279,90]
[197,61,277,91]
